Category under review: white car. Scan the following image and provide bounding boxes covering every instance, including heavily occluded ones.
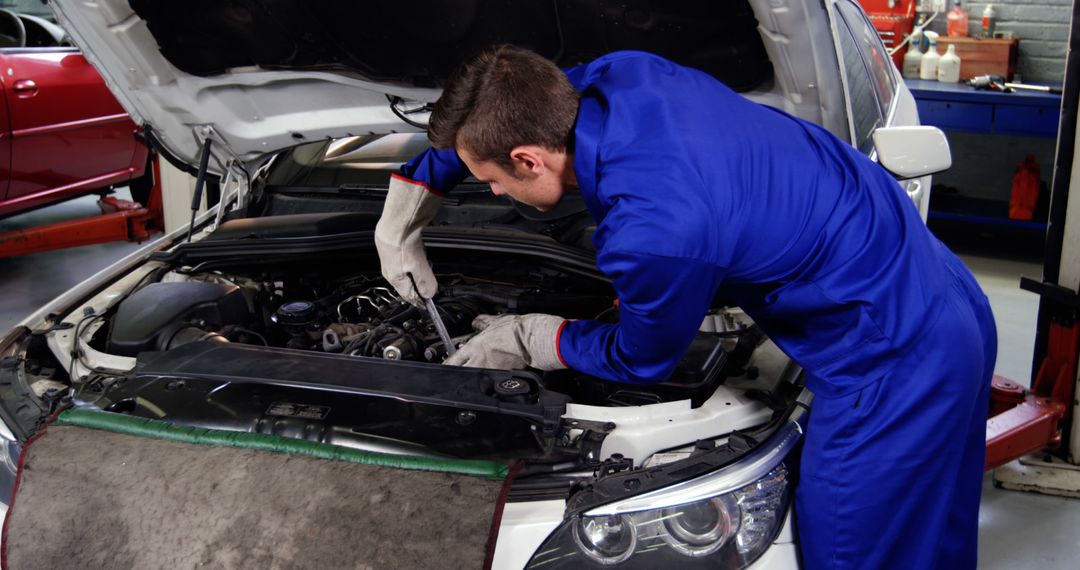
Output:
[0,1,948,568]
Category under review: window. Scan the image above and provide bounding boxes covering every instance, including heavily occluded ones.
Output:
[835,0,898,153]
[0,1,52,21]
[836,16,881,153]
[838,1,896,115]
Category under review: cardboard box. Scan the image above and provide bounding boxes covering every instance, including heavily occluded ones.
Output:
[936,37,1019,81]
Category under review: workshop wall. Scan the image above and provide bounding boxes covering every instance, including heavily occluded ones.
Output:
[957,1,1071,83]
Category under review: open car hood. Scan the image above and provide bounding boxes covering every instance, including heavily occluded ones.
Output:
[49,0,771,173]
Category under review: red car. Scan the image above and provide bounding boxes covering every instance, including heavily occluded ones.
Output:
[0,8,149,218]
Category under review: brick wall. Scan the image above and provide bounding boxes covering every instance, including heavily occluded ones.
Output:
[931,0,1073,83]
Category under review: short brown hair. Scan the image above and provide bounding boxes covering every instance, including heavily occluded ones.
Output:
[428,45,579,171]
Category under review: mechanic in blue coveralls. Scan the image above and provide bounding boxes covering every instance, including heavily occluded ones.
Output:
[375,46,996,569]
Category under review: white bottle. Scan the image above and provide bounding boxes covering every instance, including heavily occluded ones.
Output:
[920,31,941,80]
[938,44,962,82]
[902,30,924,79]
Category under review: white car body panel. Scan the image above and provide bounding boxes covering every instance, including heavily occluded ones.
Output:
[491,500,566,570]
[566,386,773,466]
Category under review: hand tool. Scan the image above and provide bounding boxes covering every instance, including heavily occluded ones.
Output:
[408,272,457,356]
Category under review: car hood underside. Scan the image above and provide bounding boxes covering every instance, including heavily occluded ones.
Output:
[49,0,770,170]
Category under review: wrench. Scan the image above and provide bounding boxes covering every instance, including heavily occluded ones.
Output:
[407,273,457,356]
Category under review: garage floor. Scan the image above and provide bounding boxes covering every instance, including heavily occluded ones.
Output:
[0,195,1078,566]
[959,253,1080,569]
[0,190,145,327]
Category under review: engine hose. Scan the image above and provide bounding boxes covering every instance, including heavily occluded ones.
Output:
[162,326,229,350]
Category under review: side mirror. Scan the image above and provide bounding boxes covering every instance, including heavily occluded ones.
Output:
[872,126,952,179]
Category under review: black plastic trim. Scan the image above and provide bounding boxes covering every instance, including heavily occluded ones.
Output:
[143,126,222,185]
[151,228,605,279]
[0,327,46,441]
[134,341,570,431]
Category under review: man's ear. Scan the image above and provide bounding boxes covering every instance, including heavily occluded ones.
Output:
[509,145,546,177]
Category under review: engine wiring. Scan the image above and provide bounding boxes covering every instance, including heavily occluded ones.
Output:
[66,266,165,383]
[386,95,433,129]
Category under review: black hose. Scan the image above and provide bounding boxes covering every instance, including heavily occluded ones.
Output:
[229,327,268,346]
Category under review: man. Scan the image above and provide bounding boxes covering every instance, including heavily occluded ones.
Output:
[375,46,996,568]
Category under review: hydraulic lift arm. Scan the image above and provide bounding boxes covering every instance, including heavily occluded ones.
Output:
[0,156,164,259]
[986,280,1080,471]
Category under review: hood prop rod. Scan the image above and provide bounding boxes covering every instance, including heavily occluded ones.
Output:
[187,138,213,243]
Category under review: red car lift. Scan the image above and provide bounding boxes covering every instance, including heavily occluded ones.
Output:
[986,315,1075,470]
[0,156,164,259]
[985,280,1080,472]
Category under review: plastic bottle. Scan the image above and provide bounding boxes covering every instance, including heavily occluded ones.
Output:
[920,32,941,80]
[982,4,997,38]
[947,1,969,38]
[938,44,962,83]
[902,29,924,79]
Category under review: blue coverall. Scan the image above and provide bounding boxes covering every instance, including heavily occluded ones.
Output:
[401,51,996,569]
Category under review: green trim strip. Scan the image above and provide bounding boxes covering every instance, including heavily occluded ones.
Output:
[56,408,508,480]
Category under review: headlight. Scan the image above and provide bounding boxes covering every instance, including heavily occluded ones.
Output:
[526,421,801,569]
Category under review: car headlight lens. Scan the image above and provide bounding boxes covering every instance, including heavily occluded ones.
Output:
[572,514,638,565]
[528,465,790,568]
[526,421,801,569]
[660,495,738,557]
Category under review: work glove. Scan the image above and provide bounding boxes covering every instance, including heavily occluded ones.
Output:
[444,314,569,371]
[374,175,443,307]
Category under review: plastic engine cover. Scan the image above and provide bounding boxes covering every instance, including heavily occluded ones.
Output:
[107,282,250,356]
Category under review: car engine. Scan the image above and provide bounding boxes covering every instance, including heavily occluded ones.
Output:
[106,273,611,361]
[0,211,789,464]
[97,253,759,408]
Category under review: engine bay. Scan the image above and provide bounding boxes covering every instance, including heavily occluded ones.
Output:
[4,212,791,466]
[108,271,607,364]
[95,246,762,410]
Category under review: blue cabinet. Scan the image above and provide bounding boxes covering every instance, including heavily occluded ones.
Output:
[906,79,1060,236]
[917,100,994,132]
[906,79,1061,138]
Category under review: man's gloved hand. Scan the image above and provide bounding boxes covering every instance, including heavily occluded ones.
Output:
[444,314,569,371]
[375,176,444,307]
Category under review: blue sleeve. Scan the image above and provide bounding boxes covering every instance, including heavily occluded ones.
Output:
[399,147,471,195]
[559,250,722,385]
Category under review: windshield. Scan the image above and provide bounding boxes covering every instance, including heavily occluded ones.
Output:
[0,1,52,20]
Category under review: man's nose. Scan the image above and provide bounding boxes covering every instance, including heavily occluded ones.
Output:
[490,185,504,196]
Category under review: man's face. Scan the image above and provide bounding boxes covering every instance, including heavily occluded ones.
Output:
[458,146,570,212]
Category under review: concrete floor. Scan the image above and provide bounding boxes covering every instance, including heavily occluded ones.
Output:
[0,191,145,329]
[959,253,1080,569]
[0,197,1078,565]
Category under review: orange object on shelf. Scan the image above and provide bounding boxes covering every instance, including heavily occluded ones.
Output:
[937,37,1019,80]
[947,2,970,37]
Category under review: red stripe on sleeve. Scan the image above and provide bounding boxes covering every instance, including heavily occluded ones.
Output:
[390,172,446,197]
[555,320,570,368]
